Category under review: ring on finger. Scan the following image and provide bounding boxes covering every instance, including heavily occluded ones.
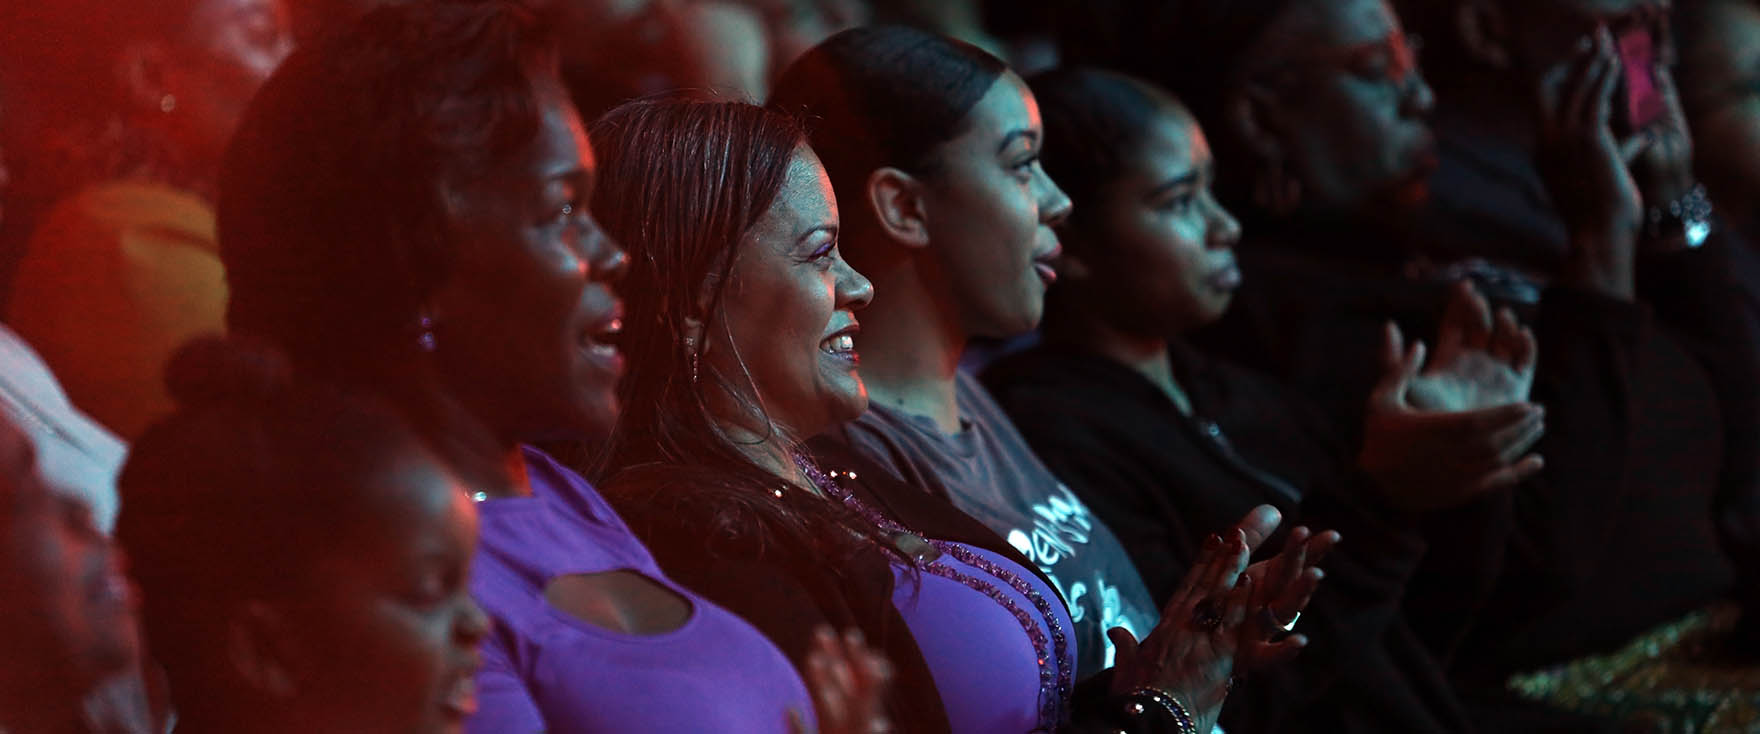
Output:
[1192,600,1224,630]
[1279,611,1301,632]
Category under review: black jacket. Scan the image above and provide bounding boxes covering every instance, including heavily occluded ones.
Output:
[984,342,1474,734]
[1190,228,1760,681]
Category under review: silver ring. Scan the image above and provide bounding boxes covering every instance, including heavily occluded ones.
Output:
[1192,600,1223,630]
[1280,611,1301,632]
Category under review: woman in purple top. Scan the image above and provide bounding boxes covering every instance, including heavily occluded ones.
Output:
[468,448,817,733]
[586,94,1319,733]
[212,2,886,731]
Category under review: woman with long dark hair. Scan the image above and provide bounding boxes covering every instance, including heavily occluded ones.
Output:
[212,2,884,731]
[588,91,1317,733]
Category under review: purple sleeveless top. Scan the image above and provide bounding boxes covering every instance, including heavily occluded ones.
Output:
[891,541,1076,733]
[466,448,814,733]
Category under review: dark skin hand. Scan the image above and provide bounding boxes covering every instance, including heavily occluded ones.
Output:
[1230,507,1337,673]
[788,627,892,734]
[1410,281,1539,415]
[1109,505,1332,732]
[1358,289,1547,512]
[1536,24,1701,295]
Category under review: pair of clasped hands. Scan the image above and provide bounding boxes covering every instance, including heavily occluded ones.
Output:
[798,282,1544,734]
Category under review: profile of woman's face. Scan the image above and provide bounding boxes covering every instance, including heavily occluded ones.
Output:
[1082,104,1242,335]
[288,457,486,733]
[429,86,630,443]
[1256,0,1437,215]
[921,70,1073,340]
[712,146,872,439]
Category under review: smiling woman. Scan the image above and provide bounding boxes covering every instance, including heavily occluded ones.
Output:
[211,2,865,732]
[585,70,1307,734]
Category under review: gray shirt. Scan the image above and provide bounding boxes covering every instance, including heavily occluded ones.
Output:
[846,370,1159,678]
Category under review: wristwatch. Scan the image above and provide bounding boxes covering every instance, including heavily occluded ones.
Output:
[1644,183,1714,251]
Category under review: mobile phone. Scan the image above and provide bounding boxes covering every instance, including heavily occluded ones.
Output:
[1614,24,1665,135]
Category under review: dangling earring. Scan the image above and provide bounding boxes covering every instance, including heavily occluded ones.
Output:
[159,94,177,114]
[683,335,699,383]
[416,315,437,352]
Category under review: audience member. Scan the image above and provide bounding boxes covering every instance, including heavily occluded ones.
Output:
[214,2,884,730]
[1,0,293,438]
[985,67,1546,733]
[1678,0,1760,242]
[1,414,152,734]
[1087,0,1760,727]
[0,0,1755,730]
[589,93,1307,734]
[770,24,1169,677]
[679,2,774,100]
[733,0,870,78]
[116,338,487,733]
[548,0,763,120]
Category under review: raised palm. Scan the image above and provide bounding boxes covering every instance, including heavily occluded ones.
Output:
[1407,281,1537,413]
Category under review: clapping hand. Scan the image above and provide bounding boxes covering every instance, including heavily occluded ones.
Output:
[1235,516,1338,673]
[1110,506,1332,733]
[1359,314,1546,511]
[1407,280,1537,413]
[1109,526,1252,734]
[789,627,892,734]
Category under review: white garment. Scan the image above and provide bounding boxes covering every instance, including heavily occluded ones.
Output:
[0,324,126,532]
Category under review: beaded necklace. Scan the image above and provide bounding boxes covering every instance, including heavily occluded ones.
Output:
[792,453,1074,731]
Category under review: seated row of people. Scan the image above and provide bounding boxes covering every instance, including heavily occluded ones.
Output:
[2,0,1755,732]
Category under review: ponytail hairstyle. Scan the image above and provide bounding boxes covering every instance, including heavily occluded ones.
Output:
[768,25,1006,266]
[1029,68,1201,332]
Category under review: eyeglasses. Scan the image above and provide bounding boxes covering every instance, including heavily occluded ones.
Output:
[1251,32,1426,96]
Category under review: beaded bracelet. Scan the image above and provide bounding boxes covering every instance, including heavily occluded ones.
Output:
[1120,686,1198,734]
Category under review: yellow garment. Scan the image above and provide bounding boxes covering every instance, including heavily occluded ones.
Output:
[7,181,225,440]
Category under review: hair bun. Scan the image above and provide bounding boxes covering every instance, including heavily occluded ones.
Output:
[163,335,295,408]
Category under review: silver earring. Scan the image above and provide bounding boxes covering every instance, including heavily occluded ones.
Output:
[683,335,699,383]
[417,316,437,352]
